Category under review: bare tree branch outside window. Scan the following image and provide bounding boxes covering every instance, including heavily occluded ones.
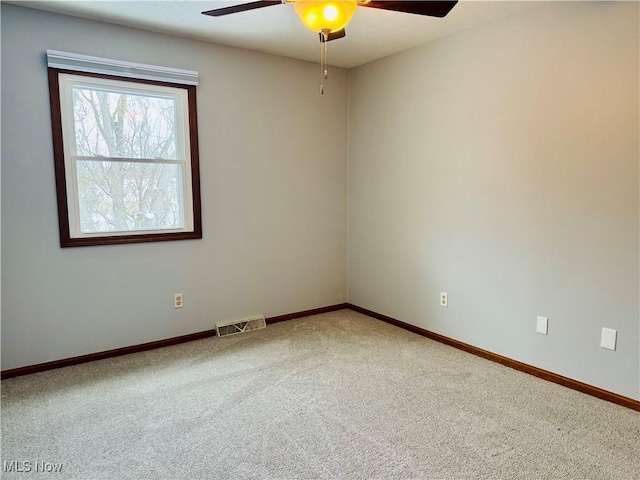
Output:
[72,87,182,233]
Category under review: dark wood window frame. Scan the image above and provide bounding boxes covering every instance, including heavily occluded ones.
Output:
[48,68,202,247]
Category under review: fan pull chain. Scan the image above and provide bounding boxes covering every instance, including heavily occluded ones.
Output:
[320,29,330,95]
[320,39,324,95]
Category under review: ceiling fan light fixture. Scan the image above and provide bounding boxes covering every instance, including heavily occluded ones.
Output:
[293,0,357,33]
[202,0,459,95]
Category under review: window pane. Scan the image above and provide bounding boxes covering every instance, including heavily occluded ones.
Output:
[76,160,184,234]
[72,87,177,160]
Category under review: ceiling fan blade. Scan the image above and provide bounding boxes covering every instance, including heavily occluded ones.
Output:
[319,29,346,43]
[202,1,282,17]
[358,1,457,18]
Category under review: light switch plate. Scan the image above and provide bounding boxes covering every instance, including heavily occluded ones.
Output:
[536,316,548,335]
[600,328,617,351]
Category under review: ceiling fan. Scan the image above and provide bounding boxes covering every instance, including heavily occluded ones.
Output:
[203,1,458,92]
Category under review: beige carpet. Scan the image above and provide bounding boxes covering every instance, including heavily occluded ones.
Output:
[1,309,639,479]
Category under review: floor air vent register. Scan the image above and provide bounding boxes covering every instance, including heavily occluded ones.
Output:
[216,315,266,337]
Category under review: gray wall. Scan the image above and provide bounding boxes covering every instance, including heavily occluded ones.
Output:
[348,2,639,399]
[3,2,639,402]
[1,4,348,370]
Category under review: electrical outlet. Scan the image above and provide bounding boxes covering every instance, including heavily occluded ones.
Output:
[600,327,617,351]
[174,293,184,309]
[536,316,548,335]
[440,292,448,308]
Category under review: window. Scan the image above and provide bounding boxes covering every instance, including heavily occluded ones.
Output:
[47,54,201,247]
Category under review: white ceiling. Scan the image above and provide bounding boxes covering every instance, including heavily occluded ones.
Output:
[13,0,542,68]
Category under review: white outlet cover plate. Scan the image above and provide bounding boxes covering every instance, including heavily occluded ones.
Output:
[600,328,617,351]
[536,316,548,335]
[174,293,183,309]
[440,292,448,307]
